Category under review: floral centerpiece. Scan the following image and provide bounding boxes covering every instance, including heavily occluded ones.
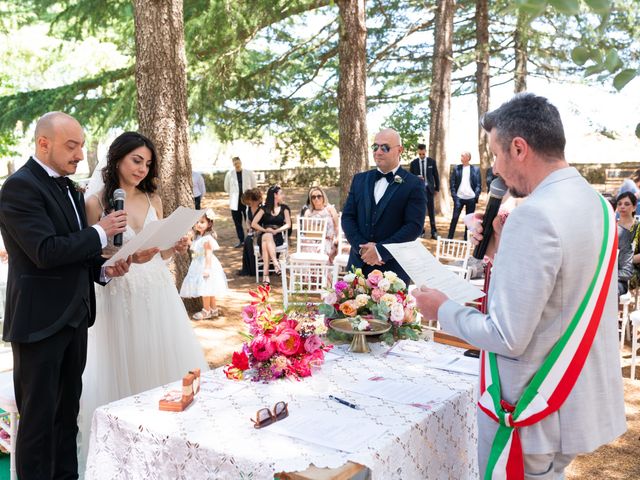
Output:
[319,268,421,345]
[224,285,332,381]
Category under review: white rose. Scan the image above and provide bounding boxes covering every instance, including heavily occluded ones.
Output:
[393,278,406,291]
[383,271,398,282]
[355,294,370,308]
[343,273,356,283]
[381,293,398,307]
[390,303,405,324]
[378,278,391,292]
[357,319,370,331]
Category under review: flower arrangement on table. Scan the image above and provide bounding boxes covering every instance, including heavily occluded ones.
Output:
[224,284,332,381]
[319,268,421,345]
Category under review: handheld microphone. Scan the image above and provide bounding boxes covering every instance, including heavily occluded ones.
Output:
[113,188,126,247]
[473,177,507,260]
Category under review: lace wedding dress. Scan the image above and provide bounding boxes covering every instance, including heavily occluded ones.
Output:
[78,197,209,476]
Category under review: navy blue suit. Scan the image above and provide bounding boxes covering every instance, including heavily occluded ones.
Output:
[447,164,481,240]
[409,156,440,235]
[341,167,427,283]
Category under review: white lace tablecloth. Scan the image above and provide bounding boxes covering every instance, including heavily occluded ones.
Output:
[85,340,479,480]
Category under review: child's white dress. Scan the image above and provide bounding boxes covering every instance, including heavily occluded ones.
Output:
[180,233,228,297]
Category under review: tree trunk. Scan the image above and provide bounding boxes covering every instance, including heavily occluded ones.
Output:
[86,138,99,176]
[514,11,528,93]
[337,0,369,207]
[428,0,456,216]
[475,0,491,191]
[132,0,194,299]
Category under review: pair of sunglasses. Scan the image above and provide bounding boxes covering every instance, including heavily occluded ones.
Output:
[251,401,289,429]
[371,143,400,153]
[310,194,323,200]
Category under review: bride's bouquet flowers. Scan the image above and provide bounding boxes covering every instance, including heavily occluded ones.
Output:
[319,268,421,345]
[224,285,331,381]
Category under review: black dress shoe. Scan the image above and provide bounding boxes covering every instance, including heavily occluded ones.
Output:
[430,232,439,240]
[234,242,243,248]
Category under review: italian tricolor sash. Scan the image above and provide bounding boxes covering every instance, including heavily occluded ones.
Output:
[478,194,617,480]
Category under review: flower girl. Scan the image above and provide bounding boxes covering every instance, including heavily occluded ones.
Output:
[180,209,228,319]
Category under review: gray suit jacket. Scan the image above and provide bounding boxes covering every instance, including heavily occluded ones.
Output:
[439,167,626,454]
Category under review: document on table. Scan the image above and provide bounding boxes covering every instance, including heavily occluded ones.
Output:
[104,207,203,266]
[268,409,387,453]
[345,378,456,406]
[427,354,479,376]
[384,240,484,304]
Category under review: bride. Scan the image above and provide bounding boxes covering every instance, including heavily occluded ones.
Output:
[78,132,209,471]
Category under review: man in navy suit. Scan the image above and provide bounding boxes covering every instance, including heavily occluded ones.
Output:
[409,143,440,239]
[447,151,481,240]
[342,128,427,284]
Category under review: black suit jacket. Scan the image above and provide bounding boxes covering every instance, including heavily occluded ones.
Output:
[0,158,104,343]
[449,164,481,201]
[341,167,427,282]
[409,156,440,193]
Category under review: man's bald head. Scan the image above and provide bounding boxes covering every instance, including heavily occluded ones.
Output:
[34,112,85,176]
[372,128,404,173]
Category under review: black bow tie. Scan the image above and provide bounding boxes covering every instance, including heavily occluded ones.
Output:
[375,170,395,183]
[51,176,69,191]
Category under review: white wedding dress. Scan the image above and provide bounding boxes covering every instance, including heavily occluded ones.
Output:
[78,195,209,475]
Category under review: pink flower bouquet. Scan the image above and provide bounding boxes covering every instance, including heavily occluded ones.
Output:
[319,268,421,345]
[224,284,331,381]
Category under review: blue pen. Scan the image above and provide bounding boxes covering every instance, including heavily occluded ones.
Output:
[329,395,361,410]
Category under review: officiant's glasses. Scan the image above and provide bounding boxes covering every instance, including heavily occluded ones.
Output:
[371,143,399,153]
[251,401,289,429]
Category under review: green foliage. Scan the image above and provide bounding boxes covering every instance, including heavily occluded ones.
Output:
[548,0,581,15]
[636,122,640,140]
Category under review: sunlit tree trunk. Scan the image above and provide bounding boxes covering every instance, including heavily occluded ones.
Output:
[514,11,528,93]
[132,0,194,292]
[336,0,369,207]
[429,0,456,216]
[475,0,491,190]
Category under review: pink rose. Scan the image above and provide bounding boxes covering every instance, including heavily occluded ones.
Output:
[251,335,276,361]
[366,270,383,288]
[323,291,338,305]
[276,328,303,356]
[371,288,384,302]
[291,357,312,378]
[304,334,322,353]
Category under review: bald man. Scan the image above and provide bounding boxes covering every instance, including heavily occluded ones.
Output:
[447,151,481,240]
[341,128,426,283]
[0,112,130,479]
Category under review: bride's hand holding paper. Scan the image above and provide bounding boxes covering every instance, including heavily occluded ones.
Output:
[133,247,161,264]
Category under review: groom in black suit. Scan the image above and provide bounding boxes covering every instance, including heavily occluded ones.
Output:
[0,112,130,479]
[342,128,427,284]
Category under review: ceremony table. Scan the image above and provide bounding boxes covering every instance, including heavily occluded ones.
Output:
[85,340,479,480]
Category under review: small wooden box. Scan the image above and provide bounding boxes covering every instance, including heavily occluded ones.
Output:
[159,372,195,412]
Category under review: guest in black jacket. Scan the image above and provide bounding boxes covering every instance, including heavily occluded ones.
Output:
[409,143,440,239]
[447,151,481,240]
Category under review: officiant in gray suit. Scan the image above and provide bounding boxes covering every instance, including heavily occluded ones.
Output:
[413,93,625,479]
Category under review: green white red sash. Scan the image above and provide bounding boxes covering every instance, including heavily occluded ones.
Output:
[478,194,617,480]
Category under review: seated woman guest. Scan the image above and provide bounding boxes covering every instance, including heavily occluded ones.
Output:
[251,185,291,285]
[239,188,264,276]
[616,192,637,295]
[303,186,339,263]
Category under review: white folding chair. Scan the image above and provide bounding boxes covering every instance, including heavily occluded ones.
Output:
[333,217,351,283]
[281,259,337,310]
[435,237,472,278]
[254,237,289,283]
[0,371,18,480]
[289,216,329,265]
[619,292,634,349]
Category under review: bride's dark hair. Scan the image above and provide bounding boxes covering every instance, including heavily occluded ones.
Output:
[102,132,158,209]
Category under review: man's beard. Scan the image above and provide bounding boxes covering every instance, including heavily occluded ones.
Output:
[508,186,527,198]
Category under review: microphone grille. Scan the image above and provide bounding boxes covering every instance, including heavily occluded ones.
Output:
[489,177,507,198]
[113,188,126,201]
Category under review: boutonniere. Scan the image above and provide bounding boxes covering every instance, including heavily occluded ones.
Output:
[393,175,404,184]
[70,180,87,194]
